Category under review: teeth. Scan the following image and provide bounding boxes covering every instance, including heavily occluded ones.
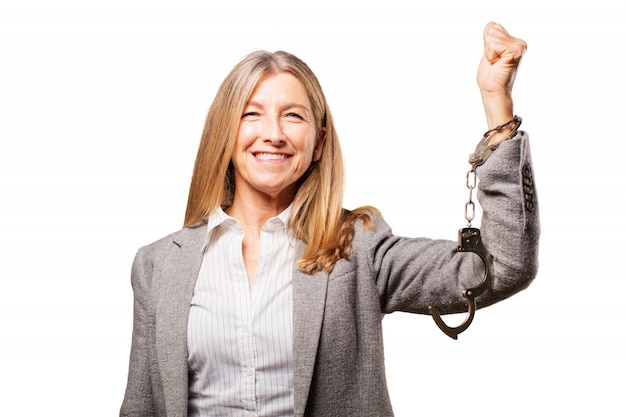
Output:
[256,153,287,160]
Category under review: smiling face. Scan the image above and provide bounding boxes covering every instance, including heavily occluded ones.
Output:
[231,72,323,206]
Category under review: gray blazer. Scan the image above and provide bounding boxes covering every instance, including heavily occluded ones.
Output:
[120,133,539,417]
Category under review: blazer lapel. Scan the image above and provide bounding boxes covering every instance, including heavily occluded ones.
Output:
[152,228,327,416]
[292,241,329,417]
[155,224,208,415]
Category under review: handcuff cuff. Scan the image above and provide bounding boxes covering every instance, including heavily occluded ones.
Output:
[429,116,522,339]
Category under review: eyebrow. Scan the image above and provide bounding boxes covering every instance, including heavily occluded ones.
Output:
[246,101,311,114]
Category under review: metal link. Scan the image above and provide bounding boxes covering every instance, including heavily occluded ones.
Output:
[465,201,475,225]
[466,169,477,190]
[464,168,477,226]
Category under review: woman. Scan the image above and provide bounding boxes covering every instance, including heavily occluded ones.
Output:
[120,22,539,417]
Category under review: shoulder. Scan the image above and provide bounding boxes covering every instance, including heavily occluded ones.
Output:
[347,207,393,249]
[130,221,208,288]
[136,220,208,258]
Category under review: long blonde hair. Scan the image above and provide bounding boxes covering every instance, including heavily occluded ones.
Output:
[184,50,376,274]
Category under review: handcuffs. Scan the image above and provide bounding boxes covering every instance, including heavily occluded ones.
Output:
[428,116,521,339]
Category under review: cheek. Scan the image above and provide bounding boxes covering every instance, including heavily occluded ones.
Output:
[289,127,317,153]
[235,125,256,150]
[235,124,252,146]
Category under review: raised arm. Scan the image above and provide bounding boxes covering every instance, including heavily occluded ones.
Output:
[367,23,539,316]
[477,22,527,145]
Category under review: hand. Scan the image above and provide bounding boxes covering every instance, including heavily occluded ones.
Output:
[477,22,527,140]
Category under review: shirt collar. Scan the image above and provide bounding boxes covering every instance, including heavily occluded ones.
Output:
[205,204,293,234]
[206,206,233,232]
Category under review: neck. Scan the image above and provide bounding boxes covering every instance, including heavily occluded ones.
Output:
[226,193,292,230]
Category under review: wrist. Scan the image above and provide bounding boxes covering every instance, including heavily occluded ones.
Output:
[480,92,513,129]
[468,115,522,167]
[484,115,522,147]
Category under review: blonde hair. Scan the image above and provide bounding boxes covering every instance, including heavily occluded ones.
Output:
[184,50,377,274]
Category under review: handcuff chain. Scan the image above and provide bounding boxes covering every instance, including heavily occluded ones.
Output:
[464,168,477,227]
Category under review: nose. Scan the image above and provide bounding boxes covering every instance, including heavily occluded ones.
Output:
[261,116,284,144]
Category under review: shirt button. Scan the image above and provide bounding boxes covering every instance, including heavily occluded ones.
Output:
[246,367,254,376]
[247,413,257,417]
[241,324,249,334]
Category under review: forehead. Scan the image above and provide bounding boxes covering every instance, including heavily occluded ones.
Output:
[248,72,310,105]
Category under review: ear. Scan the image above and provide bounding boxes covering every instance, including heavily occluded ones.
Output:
[313,127,326,162]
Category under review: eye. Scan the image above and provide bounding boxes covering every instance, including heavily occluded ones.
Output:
[285,112,304,120]
[242,111,260,119]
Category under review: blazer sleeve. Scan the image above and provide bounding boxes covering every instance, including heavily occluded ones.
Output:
[363,132,539,315]
[120,247,157,416]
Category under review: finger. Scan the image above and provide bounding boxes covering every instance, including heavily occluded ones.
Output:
[483,22,527,65]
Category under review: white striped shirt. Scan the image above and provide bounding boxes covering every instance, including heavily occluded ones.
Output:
[187,206,295,417]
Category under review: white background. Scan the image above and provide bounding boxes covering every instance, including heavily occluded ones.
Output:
[1,1,624,415]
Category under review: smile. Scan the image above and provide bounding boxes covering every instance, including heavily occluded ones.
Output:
[254,152,290,161]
